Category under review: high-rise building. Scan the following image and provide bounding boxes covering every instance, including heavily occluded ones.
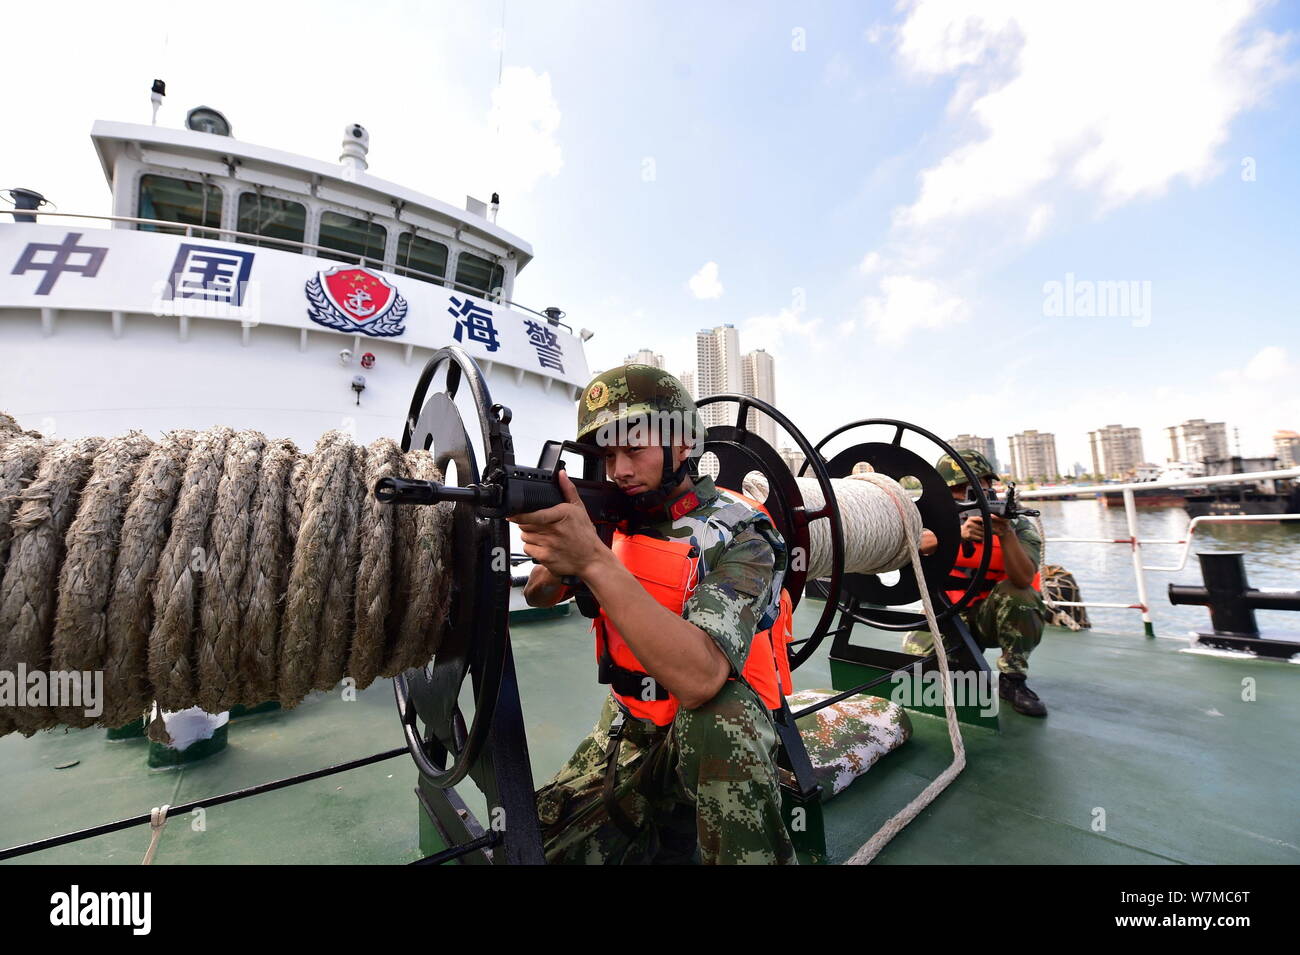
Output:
[679,370,696,400]
[740,349,777,447]
[695,325,742,429]
[1006,430,1059,482]
[1275,430,1300,469]
[1166,419,1229,464]
[624,349,664,369]
[1088,424,1145,479]
[947,434,998,472]
[778,447,806,476]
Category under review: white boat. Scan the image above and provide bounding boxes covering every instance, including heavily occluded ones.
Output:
[1,92,591,613]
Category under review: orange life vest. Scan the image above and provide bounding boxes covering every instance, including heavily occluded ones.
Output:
[944,533,1042,607]
[594,494,793,726]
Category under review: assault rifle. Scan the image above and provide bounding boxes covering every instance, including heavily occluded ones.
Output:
[374,439,626,613]
[961,482,1040,522]
[375,439,625,531]
[957,483,1040,557]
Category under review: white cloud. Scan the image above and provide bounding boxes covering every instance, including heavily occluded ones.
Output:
[1024,203,1052,239]
[742,307,823,352]
[859,274,970,346]
[485,66,564,196]
[893,1,1290,229]
[851,2,1288,348]
[858,251,882,274]
[1219,345,1291,384]
[687,261,724,299]
[1243,345,1289,381]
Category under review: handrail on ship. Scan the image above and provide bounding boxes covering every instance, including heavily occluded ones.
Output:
[1015,467,1300,636]
[1,208,573,333]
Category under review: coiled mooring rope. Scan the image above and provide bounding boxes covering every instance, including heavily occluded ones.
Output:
[740,468,966,865]
[742,471,918,578]
[0,413,452,739]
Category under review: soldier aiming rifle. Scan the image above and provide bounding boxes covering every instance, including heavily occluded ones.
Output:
[513,364,797,864]
[906,449,1051,717]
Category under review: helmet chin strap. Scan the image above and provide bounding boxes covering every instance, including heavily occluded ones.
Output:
[629,446,690,513]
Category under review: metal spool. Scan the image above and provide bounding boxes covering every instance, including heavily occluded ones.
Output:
[695,393,844,669]
[808,419,994,632]
[392,346,512,789]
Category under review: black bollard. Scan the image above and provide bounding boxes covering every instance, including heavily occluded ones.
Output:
[1168,552,1300,657]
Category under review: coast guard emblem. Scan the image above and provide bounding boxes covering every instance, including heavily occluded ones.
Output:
[305,266,407,337]
[585,380,609,411]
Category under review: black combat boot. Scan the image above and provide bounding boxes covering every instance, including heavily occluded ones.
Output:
[999,673,1047,717]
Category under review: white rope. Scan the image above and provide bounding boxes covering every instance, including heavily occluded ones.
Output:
[741,470,966,864]
[142,803,170,865]
[840,475,966,865]
[742,472,916,579]
[1033,515,1083,631]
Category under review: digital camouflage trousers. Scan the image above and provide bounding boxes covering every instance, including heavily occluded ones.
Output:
[901,580,1047,676]
[534,680,797,865]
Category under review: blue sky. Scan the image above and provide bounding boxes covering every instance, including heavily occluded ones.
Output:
[6,0,1297,469]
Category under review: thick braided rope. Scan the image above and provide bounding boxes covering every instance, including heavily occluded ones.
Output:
[49,432,155,726]
[742,472,917,577]
[101,431,197,728]
[743,467,967,862]
[0,436,105,734]
[1033,515,1083,631]
[0,418,452,737]
[842,472,965,865]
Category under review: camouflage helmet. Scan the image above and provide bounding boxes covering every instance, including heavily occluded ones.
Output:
[576,364,701,449]
[936,449,997,487]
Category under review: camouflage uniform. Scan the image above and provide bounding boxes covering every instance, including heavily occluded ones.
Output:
[535,473,797,865]
[901,517,1047,675]
[902,449,1047,675]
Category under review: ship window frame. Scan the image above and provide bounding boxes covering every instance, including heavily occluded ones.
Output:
[393,230,450,286]
[314,206,390,267]
[136,172,225,237]
[453,249,506,302]
[234,188,309,254]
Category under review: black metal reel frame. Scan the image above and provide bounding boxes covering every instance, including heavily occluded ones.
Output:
[392,347,512,789]
[390,346,545,863]
[808,419,993,632]
[694,393,845,670]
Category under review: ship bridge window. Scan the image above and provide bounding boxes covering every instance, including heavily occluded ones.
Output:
[317,210,387,265]
[138,175,222,236]
[237,192,307,253]
[395,232,448,283]
[455,251,505,299]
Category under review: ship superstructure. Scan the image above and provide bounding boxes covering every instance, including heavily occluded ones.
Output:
[1,102,588,468]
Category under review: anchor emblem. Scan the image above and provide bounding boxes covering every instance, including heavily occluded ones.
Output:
[305,266,407,337]
[345,287,376,317]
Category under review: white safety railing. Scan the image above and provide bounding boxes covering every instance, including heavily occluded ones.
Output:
[1017,468,1300,636]
[1141,514,1300,572]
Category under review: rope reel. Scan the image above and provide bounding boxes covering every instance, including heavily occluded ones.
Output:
[693,393,844,669]
[390,346,513,789]
[808,419,995,631]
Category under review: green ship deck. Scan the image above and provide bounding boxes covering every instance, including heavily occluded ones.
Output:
[2,601,1297,865]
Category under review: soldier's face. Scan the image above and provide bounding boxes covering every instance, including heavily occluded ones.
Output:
[950,475,994,501]
[603,442,691,495]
